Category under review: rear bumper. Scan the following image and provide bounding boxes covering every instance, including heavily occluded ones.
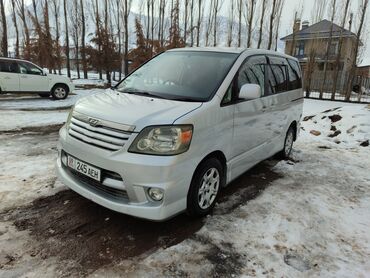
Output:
[56,126,197,221]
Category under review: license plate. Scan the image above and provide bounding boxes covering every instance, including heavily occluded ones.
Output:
[67,155,101,181]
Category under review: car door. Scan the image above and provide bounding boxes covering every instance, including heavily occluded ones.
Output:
[265,56,290,141]
[0,59,20,92]
[17,61,49,92]
[229,55,274,179]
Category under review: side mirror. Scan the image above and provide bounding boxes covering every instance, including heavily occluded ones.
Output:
[42,69,48,76]
[239,84,261,100]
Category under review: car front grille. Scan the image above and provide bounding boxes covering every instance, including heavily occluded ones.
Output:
[68,111,135,151]
[64,166,129,202]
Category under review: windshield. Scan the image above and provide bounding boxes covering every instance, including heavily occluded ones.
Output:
[116,51,239,101]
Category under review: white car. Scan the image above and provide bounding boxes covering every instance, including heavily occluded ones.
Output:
[57,48,303,221]
[0,57,74,100]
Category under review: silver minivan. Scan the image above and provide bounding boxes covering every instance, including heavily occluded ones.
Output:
[57,48,303,221]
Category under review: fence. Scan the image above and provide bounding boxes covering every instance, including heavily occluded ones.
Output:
[304,71,370,103]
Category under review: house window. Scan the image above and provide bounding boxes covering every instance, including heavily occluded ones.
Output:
[295,42,305,56]
[329,41,339,55]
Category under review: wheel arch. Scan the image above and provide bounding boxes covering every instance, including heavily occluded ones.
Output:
[192,150,227,187]
[51,82,70,93]
[289,120,298,141]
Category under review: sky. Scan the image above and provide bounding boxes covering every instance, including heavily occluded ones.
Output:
[4,0,370,64]
[131,0,369,64]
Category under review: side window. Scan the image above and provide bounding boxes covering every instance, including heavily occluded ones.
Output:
[267,56,288,94]
[286,59,302,90]
[237,55,267,97]
[0,60,18,73]
[221,83,233,105]
[18,62,43,75]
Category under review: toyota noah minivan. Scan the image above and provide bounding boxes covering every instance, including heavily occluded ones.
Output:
[57,48,303,221]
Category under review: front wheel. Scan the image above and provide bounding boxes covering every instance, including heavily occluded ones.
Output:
[51,84,69,100]
[187,158,223,217]
[280,126,295,159]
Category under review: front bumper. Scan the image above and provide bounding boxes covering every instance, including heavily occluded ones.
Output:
[56,126,197,221]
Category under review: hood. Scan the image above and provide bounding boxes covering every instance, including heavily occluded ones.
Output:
[74,90,202,131]
[48,73,70,83]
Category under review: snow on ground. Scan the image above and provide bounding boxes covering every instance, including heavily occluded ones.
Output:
[0,89,102,111]
[0,98,369,277]
[0,133,65,211]
[0,110,68,132]
[0,89,105,132]
[301,99,370,148]
[61,69,120,87]
[101,140,369,277]
[89,100,370,277]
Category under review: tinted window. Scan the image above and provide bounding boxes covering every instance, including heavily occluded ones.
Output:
[286,58,302,90]
[237,55,267,96]
[116,51,238,102]
[0,60,19,73]
[18,61,43,75]
[267,56,288,94]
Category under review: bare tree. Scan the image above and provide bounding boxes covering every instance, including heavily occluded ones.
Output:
[43,0,54,72]
[237,0,243,47]
[288,8,303,56]
[190,0,194,46]
[158,0,166,46]
[71,0,81,78]
[10,0,20,57]
[184,0,189,44]
[267,0,278,49]
[196,0,202,46]
[205,1,214,46]
[51,0,62,74]
[213,0,223,47]
[120,0,132,75]
[151,0,154,54]
[273,0,285,51]
[257,0,267,48]
[227,0,235,47]
[80,0,87,78]
[345,0,368,100]
[246,0,256,48]
[331,0,351,98]
[63,0,71,77]
[319,0,337,98]
[15,0,31,59]
[0,0,6,57]
[311,0,328,24]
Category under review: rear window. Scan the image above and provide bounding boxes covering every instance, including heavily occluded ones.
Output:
[267,56,288,94]
[286,59,302,90]
[0,60,18,73]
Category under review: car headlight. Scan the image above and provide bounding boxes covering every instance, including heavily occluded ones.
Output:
[128,125,193,155]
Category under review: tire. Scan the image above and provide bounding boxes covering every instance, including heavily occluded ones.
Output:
[279,126,295,159]
[51,84,69,100]
[187,158,224,217]
[38,93,50,98]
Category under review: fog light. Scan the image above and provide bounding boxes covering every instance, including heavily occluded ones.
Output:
[148,188,164,201]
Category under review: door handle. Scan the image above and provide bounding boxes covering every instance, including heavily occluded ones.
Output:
[4,76,11,80]
[21,75,28,78]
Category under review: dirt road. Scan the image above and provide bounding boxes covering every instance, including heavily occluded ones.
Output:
[0,128,281,276]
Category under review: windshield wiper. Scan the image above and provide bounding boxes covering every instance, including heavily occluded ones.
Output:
[169,97,202,102]
[119,88,165,99]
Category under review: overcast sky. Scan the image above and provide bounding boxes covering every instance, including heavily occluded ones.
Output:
[131,0,369,64]
[4,0,370,64]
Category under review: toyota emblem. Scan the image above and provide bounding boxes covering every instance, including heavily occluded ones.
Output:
[88,118,100,127]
